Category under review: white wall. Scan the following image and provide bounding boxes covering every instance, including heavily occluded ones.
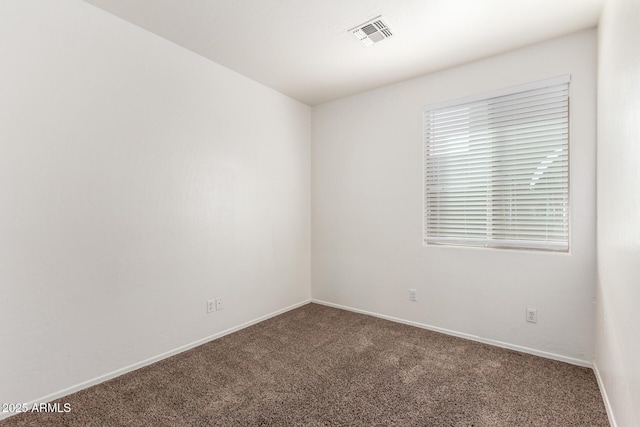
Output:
[312,29,597,364]
[596,0,640,425]
[0,0,310,411]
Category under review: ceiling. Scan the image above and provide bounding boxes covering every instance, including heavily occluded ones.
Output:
[84,0,603,106]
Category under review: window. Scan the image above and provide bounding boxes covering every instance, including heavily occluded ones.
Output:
[423,76,570,251]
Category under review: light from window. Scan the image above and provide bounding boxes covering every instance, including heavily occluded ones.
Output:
[423,76,570,251]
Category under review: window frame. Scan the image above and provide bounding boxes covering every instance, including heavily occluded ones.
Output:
[422,75,571,252]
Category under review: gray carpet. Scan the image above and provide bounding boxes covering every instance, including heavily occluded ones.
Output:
[2,303,609,426]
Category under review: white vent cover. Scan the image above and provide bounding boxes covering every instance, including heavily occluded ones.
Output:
[350,16,393,47]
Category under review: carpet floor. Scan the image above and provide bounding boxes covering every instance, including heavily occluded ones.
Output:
[2,303,609,426]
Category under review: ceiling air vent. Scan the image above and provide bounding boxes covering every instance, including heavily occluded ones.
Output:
[350,16,393,47]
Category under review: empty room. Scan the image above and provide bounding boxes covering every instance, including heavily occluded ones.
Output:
[1,0,638,426]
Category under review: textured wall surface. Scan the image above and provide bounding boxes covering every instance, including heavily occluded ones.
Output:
[312,29,597,364]
[0,0,310,411]
[596,0,640,425]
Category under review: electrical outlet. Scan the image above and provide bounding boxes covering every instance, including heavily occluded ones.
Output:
[409,289,417,302]
[526,308,537,323]
[215,297,223,311]
[207,299,216,314]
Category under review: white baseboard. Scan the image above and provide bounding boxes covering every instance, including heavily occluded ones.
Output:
[593,362,617,427]
[311,299,592,368]
[3,298,598,422]
[0,299,311,422]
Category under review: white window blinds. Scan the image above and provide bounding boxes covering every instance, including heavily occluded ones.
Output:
[423,76,570,251]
